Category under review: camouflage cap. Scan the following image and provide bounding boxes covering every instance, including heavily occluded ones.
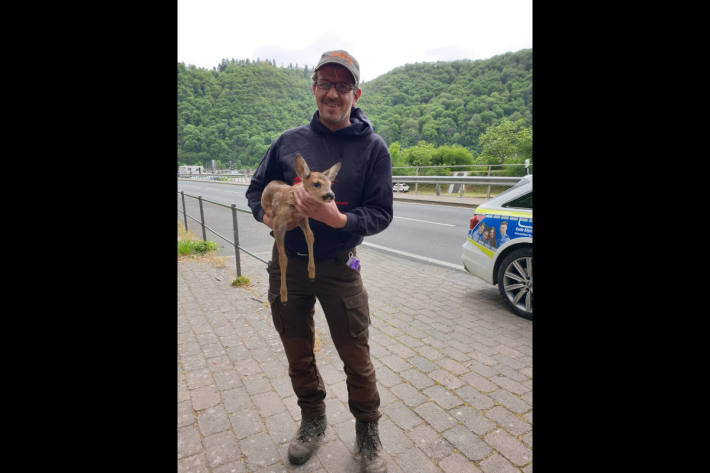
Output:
[314,50,360,88]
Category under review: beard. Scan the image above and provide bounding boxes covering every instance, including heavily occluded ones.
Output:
[317,97,352,130]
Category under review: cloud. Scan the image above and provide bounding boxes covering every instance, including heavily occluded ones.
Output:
[426,45,478,62]
[253,31,355,70]
[178,0,532,80]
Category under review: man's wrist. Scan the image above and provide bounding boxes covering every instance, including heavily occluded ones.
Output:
[331,212,347,229]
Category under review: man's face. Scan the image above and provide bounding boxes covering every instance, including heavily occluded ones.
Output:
[312,64,361,132]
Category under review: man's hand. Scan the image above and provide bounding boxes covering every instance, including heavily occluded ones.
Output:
[292,186,347,229]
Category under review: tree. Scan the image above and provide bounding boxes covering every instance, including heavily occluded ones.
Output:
[178,49,532,170]
[403,141,436,173]
[388,142,408,175]
[434,144,474,166]
[476,119,532,176]
[477,119,519,164]
[420,119,438,142]
[357,49,531,152]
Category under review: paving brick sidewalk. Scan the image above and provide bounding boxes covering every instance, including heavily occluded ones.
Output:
[178,246,532,473]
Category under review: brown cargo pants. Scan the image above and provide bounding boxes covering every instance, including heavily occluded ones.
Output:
[266,243,381,422]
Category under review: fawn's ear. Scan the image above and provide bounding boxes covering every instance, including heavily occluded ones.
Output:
[324,162,341,181]
[295,154,311,180]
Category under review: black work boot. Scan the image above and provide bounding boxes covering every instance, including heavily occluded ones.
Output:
[287,415,327,465]
[355,419,387,473]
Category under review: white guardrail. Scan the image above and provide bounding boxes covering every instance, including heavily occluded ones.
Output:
[178,174,524,186]
[392,175,523,186]
[178,174,252,183]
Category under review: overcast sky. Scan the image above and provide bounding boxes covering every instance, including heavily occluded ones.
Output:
[178,0,532,82]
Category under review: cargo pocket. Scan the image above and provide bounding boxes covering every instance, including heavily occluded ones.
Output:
[268,291,285,336]
[343,290,370,338]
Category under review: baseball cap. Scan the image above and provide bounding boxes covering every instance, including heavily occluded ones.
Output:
[314,50,360,88]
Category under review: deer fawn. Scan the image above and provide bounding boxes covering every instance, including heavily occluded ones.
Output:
[261,154,342,304]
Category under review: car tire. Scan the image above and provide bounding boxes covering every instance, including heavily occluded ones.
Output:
[496,247,532,320]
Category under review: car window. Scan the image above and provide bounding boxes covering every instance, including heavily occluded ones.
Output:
[491,178,530,200]
[502,192,532,209]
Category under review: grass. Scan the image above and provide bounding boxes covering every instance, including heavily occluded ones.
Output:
[178,221,198,243]
[178,239,217,255]
[231,275,251,287]
[177,221,225,267]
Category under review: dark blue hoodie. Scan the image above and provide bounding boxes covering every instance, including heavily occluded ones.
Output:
[246,107,393,261]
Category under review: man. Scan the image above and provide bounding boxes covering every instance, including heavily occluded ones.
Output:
[246,50,392,473]
[472,222,486,244]
[498,220,511,246]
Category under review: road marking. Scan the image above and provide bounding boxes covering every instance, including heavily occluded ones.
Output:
[394,216,456,227]
[395,200,479,210]
[362,242,466,272]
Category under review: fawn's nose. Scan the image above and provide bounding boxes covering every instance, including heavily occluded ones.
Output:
[323,192,335,201]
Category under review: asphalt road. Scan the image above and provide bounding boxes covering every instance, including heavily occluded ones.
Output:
[177,180,474,269]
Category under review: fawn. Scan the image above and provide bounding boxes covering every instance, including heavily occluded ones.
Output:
[261,154,342,304]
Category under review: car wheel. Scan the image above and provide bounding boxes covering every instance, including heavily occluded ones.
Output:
[497,247,532,320]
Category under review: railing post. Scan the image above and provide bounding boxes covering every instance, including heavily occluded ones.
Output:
[198,196,207,241]
[231,204,242,277]
[486,165,492,199]
[181,191,188,231]
[414,167,420,195]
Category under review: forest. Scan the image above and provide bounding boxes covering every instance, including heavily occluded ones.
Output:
[178,49,532,174]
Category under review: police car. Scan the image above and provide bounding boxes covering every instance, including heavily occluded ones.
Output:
[461,174,532,320]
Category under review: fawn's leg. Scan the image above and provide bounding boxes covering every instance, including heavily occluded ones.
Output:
[299,217,315,280]
[273,224,289,303]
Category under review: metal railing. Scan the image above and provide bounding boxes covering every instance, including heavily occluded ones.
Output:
[179,170,525,208]
[392,175,523,185]
[179,163,531,182]
[178,174,252,184]
[392,163,531,172]
[179,163,530,199]
[178,173,522,186]
[392,175,524,198]
[178,191,266,277]
[392,162,530,197]
[177,169,527,275]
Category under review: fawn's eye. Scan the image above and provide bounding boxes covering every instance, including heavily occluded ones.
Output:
[313,182,321,188]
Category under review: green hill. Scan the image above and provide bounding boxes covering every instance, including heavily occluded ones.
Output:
[178,49,532,170]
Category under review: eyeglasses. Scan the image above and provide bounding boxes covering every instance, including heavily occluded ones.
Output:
[315,80,356,94]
